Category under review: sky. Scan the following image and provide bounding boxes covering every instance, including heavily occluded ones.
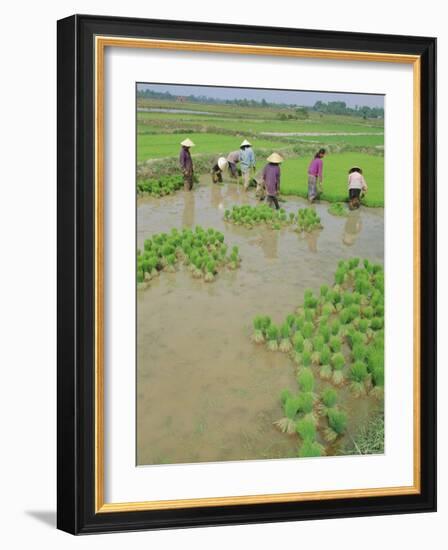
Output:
[137,83,384,108]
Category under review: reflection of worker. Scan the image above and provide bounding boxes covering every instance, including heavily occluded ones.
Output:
[240,139,256,191]
[304,228,321,252]
[210,181,223,209]
[182,189,196,228]
[179,138,195,191]
[211,157,228,184]
[262,153,284,210]
[259,229,279,259]
[343,209,362,246]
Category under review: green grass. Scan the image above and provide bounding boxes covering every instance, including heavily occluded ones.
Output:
[138,112,384,136]
[280,153,384,206]
[293,134,384,147]
[137,133,286,162]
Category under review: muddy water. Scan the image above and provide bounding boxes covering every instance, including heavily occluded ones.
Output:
[137,175,384,465]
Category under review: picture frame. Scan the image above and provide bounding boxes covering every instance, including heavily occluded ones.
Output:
[57,14,436,534]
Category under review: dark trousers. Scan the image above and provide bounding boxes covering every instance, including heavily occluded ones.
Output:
[349,188,361,199]
[211,165,223,183]
[228,162,238,178]
[183,172,194,191]
[266,195,280,210]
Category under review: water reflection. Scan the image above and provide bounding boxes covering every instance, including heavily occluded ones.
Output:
[210,183,224,209]
[343,209,362,246]
[182,191,196,228]
[258,230,279,259]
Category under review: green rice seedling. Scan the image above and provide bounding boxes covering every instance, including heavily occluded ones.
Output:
[319,322,331,343]
[328,202,348,217]
[311,334,325,364]
[260,316,272,336]
[296,392,314,415]
[331,353,346,385]
[266,325,279,352]
[295,315,305,331]
[165,254,177,273]
[303,321,314,339]
[358,319,369,333]
[339,308,351,325]
[374,304,385,317]
[279,322,293,353]
[304,292,318,309]
[352,344,366,362]
[204,260,216,282]
[137,269,144,284]
[329,335,342,353]
[299,439,324,458]
[324,408,348,442]
[320,284,330,298]
[370,365,385,399]
[303,338,314,354]
[251,316,265,344]
[318,388,338,416]
[349,361,369,397]
[342,292,354,307]
[349,304,361,320]
[280,389,292,405]
[362,305,374,319]
[348,258,360,270]
[302,350,312,368]
[347,329,365,348]
[292,332,304,352]
[289,212,296,224]
[304,308,315,322]
[321,303,334,317]
[334,266,346,285]
[297,369,315,393]
[330,319,341,336]
[274,395,301,434]
[286,313,296,328]
[370,317,384,330]
[296,417,316,441]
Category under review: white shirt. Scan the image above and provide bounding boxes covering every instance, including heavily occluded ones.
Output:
[348,171,368,190]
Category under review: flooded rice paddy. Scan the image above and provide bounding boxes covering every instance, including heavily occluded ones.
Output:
[137,176,384,466]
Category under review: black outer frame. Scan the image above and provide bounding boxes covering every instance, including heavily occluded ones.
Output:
[57,14,437,535]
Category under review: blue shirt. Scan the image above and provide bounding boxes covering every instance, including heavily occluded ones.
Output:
[240,147,255,172]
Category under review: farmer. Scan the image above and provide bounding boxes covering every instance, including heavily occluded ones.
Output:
[240,139,256,191]
[262,152,284,210]
[307,148,326,202]
[211,157,228,184]
[347,166,368,209]
[179,138,195,191]
[226,149,241,179]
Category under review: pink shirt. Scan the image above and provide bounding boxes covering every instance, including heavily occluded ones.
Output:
[308,157,323,178]
[348,172,367,190]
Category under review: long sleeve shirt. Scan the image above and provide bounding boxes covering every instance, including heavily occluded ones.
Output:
[179,147,193,173]
[240,147,256,173]
[227,150,241,164]
[348,172,368,191]
[262,163,280,196]
[308,157,323,178]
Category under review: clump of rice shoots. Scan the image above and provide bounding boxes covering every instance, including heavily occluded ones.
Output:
[304,291,318,309]
[303,321,314,339]
[280,389,292,405]
[352,343,366,362]
[320,285,330,298]
[330,319,341,336]
[328,202,348,217]
[318,345,332,379]
[358,318,369,334]
[331,353,346,385]
[339,308,351,325]
[370,364,385,399]
[329,335,342,353]
[266,324,279,351]
[324,408,348,442]
[321,303,334,317]
[279,322,293,353]
[304,308,315,323]
[370,317,384,330]
[349,361,369,397]
[301,350,312,368]
[297,369,315,393]
[292,331,304,350]
[319,322,331,343]
[296,417,316,441]
[251,316,265,344]
[311,334,324,364]
[274,395,301,434]
[299,439,325,458]
[318,388,338,416]
[204,260,216,282]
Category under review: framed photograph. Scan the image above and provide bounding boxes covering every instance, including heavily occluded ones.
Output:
[57,14,436,534]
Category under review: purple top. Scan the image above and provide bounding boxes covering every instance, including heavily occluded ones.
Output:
[308,157,323,178]
[263,163,280,196]
[179,147,193,173]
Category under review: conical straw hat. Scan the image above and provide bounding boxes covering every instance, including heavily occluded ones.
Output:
[181,138,195,147]
[217,157,228,170]
[267,152,284,163]
[240,139,252,147]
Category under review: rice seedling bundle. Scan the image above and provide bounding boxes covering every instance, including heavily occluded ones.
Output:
[297,369,315,393]
[138,225,241,286]
[299,439,324,457]
[224,204,293,229]
[279,322,293,353]
[302,321,314,339]
[296,208,323,233]
[328,202,348,217]
[266,325,280,351]
[137,174,184,197]
[296,417,317,441]
[349,361,369,397]
[251,316,266,344]
[324,408,348,442]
